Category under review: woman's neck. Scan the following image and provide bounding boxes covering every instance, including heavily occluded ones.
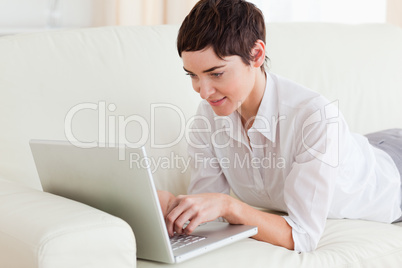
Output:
[239,70,267,130]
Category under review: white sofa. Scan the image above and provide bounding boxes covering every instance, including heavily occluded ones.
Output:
[1,23,402,267]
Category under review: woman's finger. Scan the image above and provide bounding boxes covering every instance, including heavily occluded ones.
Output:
[165,196,192,236]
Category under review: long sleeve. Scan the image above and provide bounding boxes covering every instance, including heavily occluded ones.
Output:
[282,100,340,252]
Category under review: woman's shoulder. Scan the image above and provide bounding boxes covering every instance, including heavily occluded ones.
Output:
[269,72,334,115]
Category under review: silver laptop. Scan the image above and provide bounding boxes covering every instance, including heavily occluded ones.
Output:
[29,139,258,263]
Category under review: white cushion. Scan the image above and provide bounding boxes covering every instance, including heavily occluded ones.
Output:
[137,219,402,267]
[0,179,136,268]
[266,23,402,134]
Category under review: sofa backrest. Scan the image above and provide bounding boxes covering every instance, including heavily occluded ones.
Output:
[1,24,402,193]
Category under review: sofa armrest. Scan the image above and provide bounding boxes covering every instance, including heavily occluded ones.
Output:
[0,179,136,268]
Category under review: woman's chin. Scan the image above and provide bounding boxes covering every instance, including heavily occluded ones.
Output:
[211,106,233,117]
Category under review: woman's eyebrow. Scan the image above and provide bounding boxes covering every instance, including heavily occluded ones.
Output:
[183,65,226,74]
[183,67,193,73]
[202,65,226,73]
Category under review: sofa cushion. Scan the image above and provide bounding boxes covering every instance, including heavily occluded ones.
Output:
[137,219,402,267]
[0,179,136,268]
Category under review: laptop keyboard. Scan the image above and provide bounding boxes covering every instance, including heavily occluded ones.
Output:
[170,234,206,250]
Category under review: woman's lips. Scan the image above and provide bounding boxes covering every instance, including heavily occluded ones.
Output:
[208,97,227,106]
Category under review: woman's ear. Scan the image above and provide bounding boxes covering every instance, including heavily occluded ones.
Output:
[251,40,266,68]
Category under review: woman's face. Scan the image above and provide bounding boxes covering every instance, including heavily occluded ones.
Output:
[182,47,261,117]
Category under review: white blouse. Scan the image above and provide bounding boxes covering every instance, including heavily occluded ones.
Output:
[187,72,402,252]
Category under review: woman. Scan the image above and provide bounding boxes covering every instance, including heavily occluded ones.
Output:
[158,0,402,252]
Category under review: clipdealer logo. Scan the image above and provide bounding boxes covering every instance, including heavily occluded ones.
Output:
[64,101,190,160]
[63,99,340,168]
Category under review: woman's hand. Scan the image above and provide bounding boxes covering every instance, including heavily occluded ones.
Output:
[157,190,176,218]
[164,193,229,237]
[157,190,294,250]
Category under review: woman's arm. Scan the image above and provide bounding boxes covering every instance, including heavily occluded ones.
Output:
[161,192,294,250]
[225,195,294,250]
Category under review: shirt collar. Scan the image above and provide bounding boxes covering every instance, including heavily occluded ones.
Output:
[251,72,278,144]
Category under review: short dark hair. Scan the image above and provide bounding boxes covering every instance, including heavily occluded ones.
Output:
[177,0,268,71]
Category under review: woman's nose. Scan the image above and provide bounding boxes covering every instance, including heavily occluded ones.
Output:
[198,79,215,100]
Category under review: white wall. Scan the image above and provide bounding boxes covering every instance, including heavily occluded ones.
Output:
[0,0,50,27]
[387,0,402,27]
[0,0,390,35]
[0,0,115,30]
[249,0,387,24]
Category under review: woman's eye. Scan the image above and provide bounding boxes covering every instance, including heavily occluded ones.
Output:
[186,73,197,78]
[211,72,223,77]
